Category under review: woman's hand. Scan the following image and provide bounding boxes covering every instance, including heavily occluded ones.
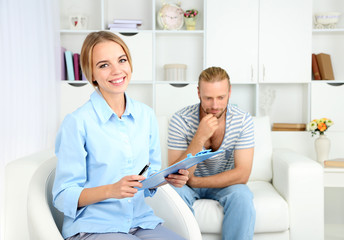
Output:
[165,169,189,188]
[108,175,146,199]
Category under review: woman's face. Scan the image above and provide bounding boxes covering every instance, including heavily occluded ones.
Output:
[92,40,131,98]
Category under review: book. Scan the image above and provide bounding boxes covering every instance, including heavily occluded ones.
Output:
[64,51,75,80]
[73,53,80,80]
[61,47,67,80]
[113,19,142,25]
[138,149,224,190]
[324,158,344,168]
[108,23,138,29]
[272,123,306,131]
[316,53,335,80]
[312,53,321,80]
[272,128,305,131]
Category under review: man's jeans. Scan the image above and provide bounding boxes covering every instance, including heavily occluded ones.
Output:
[173,184,256,240]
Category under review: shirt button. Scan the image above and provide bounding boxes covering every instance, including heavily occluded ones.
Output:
[128,199,131,203]
[128,218,131,222]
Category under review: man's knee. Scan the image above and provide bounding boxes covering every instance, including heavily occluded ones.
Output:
[219,184,254,210]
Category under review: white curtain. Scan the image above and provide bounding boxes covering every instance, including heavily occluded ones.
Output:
[0,0,60,238]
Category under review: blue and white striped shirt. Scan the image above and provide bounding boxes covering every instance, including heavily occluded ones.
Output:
[168,103,254,177]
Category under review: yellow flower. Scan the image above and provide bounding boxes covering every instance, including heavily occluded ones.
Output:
[325,119,333,127]
[307,117,333,137]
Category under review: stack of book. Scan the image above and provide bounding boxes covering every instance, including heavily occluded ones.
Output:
[272,123,306,131]
[324,158,344,168]
[312,53,335,80]
[61,47,86,81]
[108,19,142,32]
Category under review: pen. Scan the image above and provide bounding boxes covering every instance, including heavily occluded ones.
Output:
[138,162,150,175]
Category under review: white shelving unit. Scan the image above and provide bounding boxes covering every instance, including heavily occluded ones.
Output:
[312,1,344,239]
[59,0,344,129]
[59,0,206,121]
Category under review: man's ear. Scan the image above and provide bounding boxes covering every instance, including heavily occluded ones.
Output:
[197,86,201,99]
[228,85,232,98]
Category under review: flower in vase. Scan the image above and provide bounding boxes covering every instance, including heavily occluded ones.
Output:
[307,117,333,136]
[184,9,198,18]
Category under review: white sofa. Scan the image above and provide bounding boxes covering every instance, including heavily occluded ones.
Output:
[4,149,201,240]
[158,116,324,240]
[4,116,324,240]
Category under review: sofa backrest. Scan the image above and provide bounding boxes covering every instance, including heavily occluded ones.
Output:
[157,115,273,182]
[249,116,272,182]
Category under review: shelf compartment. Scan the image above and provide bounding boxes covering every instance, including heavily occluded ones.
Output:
[259,84,309,124]
[156,34,203,82]
[104,0,153,30]
[60,0,102,30]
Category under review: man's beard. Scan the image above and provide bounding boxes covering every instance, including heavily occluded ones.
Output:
[200,102,227,119]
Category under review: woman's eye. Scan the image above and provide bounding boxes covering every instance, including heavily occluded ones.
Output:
[99,63,109,68]
[119,58,127,63]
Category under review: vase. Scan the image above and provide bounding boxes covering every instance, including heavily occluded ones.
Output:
[314,134,331,164]
[184,17,197,30]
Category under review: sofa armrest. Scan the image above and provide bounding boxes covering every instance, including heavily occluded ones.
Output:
[272,148,324,240]
[145,185,202,240]
[27,155,63,240]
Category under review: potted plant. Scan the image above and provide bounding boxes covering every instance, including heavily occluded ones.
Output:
[184,9,198,30]
[307,118,334,163]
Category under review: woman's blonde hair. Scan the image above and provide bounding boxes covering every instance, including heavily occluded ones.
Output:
[80,31,133,87]
[198,66,230,90]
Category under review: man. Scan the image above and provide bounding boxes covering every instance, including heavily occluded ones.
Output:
[168,66,256,240]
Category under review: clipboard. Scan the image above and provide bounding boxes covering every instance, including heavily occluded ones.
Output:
[139,149,224,190]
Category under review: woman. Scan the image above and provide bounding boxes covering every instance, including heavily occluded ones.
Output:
[52,31,188,240]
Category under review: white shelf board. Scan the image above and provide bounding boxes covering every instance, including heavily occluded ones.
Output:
[311,80,344,84]
[61,81,154,85]
[313,28,344,33]
[60,30,100,34]
[258,81,310,84]
[156,81,197,85]
[155,30,204,35]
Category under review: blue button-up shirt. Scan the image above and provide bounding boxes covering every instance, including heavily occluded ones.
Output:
[52,91,162,239]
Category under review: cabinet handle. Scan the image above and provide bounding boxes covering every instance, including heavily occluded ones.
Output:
[263,65,266,82]
[251,65,253,82]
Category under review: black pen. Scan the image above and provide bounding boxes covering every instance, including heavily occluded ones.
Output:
[138,162,150,175]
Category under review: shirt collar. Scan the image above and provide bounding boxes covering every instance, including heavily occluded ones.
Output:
[90,89,135,124]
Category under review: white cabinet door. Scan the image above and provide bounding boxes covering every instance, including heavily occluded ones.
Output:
[259,0,312,83]
[206,0,259,83]
[118,32,153,82]
[207,0,312,83]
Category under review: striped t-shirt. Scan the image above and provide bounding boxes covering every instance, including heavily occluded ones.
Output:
[168,103,255,177]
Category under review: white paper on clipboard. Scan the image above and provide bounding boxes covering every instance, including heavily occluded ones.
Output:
[139,149,224,190]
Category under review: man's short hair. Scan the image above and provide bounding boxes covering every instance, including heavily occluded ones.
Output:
[198,67,230,89]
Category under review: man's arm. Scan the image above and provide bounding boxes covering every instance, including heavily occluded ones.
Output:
[169,147,254,188]
[186,147,254,188]
[168,114,219,175]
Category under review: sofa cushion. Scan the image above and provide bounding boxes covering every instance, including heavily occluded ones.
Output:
[249,116,273,182]
[193,181,289,234]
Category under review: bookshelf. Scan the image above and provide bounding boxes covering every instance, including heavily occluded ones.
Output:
[312,0,344,132]
[59,0,205,121]
[312,1,344,238]
[59,0,343,131]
